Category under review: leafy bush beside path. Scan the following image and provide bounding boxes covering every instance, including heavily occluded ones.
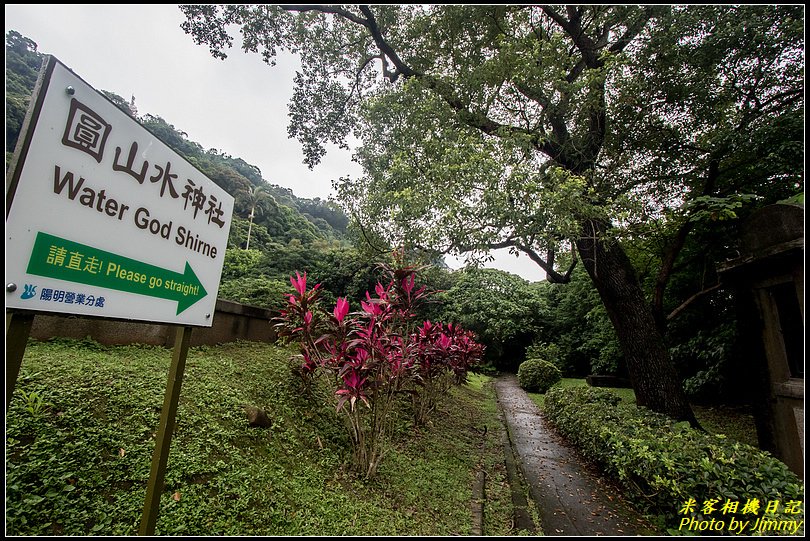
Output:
[543,386,804,535]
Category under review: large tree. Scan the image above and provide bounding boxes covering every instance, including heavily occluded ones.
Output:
[180,5,803,424]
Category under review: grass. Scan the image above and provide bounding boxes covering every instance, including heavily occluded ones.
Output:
[526,378,758,446]
[690,404,759,447]
[6,338,516,536]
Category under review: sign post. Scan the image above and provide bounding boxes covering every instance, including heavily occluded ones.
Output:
[5,56,234,534]
[139,325,193,535]
[5,311,35,410]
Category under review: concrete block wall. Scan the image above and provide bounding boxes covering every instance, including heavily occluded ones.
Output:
[29,299,276,346]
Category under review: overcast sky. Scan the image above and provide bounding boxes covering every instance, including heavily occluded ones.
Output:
[5,4,546,282]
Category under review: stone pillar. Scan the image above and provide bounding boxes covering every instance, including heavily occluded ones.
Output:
[720,202,804,479]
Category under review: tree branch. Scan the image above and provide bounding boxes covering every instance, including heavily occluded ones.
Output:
[449,236,574,283]
[541,6,573,35]
[351,211,391,257]
[358,5,417,80]
[652,219,694,329]
[514,81,570,147]
[608,6,662,55]
[666,283,722,322]
[513,242,576,283]
[282,5,414,82]
[652,158,719,329]
[285,4,564,160]
[280,5,368,26]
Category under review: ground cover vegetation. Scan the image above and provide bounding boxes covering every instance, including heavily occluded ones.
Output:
[6,339,515,536]
[526,378,758,449]
[529,378,758,447]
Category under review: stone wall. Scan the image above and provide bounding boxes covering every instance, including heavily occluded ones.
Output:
[29,299,276,346]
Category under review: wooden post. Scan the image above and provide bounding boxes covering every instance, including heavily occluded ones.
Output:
[5,311,35,411]
[139,325,192,535]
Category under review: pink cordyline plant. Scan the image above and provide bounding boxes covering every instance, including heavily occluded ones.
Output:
[408,320,484,424]
[333,297,350,322]
[274,258,484,478]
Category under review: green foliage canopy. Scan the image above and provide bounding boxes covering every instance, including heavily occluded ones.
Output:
[437,267,547,369]
[180,4,802,283]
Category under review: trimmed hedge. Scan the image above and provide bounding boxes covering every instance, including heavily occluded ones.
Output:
[544,386,804,535]
[517,358,561,393]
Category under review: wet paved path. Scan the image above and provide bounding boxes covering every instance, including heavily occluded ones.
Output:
[495,374,658,536]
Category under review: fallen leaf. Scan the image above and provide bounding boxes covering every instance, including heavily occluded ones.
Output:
[172,491,181,502]
[119,448,126,457]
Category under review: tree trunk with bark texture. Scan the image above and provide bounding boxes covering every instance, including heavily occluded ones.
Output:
[576,218,700,426]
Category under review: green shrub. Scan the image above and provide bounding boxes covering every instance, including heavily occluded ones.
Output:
[544,386,804,535]
[217,276,291,312]
[517,358,561,393]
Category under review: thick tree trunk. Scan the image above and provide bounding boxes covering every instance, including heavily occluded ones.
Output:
[576,218,700,426]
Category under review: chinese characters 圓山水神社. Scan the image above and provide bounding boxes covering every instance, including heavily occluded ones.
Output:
[62,97,226,229]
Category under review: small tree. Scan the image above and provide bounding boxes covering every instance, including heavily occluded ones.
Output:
[242,185,272,250]
[437,267,547,371]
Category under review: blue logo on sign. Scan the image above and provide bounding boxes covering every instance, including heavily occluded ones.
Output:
[21,284,38,299]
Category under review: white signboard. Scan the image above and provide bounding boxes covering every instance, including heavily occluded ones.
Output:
[6,56,234,327]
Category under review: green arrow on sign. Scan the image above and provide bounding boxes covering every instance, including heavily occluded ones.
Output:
[26,231,208,315]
